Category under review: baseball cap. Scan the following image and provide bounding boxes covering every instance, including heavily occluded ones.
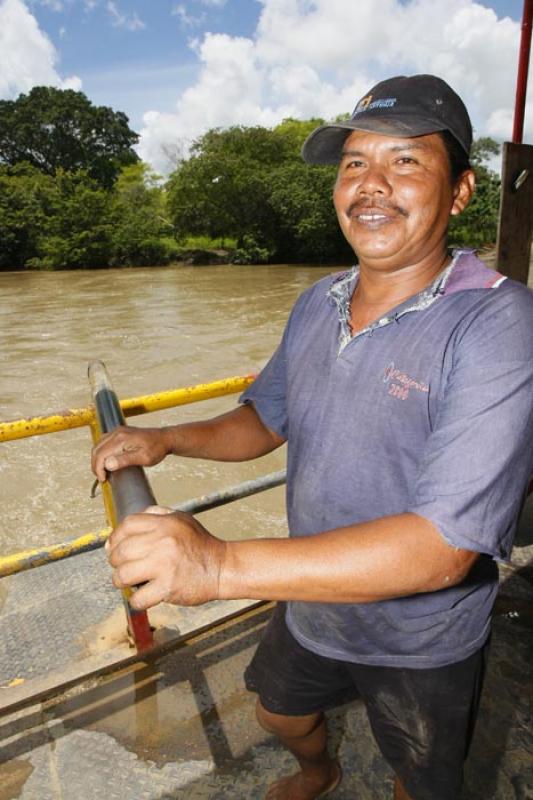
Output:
[302,74,472,164]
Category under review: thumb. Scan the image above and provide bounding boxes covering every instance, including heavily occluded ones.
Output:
[102,453,137,474]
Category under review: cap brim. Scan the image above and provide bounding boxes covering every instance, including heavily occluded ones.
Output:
[301,116,449,164]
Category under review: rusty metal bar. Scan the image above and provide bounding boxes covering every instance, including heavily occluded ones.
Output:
[172,470,286,514]
[0,602,272,719]
[0,470,287,578]
[513,0,533,144]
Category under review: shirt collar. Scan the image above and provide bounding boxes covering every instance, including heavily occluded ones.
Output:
[326,249,499,354]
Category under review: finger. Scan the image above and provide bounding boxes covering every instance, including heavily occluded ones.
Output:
[108,530,160,567]
[111,557,155,591]
[106,512,169,553]
[101,451,138,475]
[91,428,127,480]
[92,427,146,481]
[128,580,174,611]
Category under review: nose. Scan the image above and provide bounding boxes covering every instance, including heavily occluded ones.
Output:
[357,165,391,197]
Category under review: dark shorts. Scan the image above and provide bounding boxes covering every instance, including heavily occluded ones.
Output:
[245,604,488,800]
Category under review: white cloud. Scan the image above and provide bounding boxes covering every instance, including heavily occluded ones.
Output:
[106,1,145,31]
[172,3,205,28]
[0,0,81,99]
[135,0,529,174]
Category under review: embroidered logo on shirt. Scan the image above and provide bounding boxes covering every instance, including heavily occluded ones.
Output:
[383,362,429,401]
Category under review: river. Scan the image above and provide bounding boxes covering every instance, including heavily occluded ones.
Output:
[0,264,335,556]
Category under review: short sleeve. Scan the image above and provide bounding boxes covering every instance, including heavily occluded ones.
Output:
[239,326,290,440]
[409,285,533,561]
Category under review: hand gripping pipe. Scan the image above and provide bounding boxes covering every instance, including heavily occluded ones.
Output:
[88,360,155,652]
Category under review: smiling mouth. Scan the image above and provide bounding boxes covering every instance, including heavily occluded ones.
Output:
[357,213,390,222]
[348,202,408,226]
[352,210,397,228]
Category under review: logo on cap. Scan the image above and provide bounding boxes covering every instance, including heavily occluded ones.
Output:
[354,94,372,114]
[353,95,398,116]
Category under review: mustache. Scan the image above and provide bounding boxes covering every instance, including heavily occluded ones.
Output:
[347,200,408,218]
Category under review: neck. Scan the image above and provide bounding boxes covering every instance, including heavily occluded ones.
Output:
[355,249,451,307]
[348,248,452,336]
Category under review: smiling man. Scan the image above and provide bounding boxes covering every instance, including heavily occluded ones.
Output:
[92,75,533,800]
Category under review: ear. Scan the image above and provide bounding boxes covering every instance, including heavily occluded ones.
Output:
[450,169,476,216]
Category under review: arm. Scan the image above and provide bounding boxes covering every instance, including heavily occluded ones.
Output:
[91,403,285,482]
[106,509,478,609]
[220,512,478,602]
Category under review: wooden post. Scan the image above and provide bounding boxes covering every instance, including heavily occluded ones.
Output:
[495,142,533,285]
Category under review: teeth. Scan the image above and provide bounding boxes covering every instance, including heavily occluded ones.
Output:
[358,213,387,221]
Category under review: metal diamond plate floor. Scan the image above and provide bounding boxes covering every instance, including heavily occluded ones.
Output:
[0,542,531,799]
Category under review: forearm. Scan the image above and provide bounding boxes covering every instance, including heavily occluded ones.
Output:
[164,403,285,461]
[220,512,479,603]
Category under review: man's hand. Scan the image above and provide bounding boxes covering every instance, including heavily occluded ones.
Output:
[91,425,172,482]
[106,506,226,610]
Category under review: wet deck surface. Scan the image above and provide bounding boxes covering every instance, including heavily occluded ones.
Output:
[1,536,532,798]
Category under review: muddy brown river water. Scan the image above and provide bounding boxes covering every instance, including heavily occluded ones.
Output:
[0,264,335,556]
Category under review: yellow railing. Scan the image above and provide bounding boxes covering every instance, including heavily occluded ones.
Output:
[0,374,255,579]
[0,375,255,442]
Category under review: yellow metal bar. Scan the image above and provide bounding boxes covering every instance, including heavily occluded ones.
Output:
[0,528,111,578]
[0,375,255,443]
[0,471,287,578]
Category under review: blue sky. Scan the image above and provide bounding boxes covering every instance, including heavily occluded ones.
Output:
[1,0,531,172]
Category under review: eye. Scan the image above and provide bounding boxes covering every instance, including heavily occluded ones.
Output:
[344,159,364,170]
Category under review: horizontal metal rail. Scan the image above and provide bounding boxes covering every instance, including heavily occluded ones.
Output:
[0,372,285,710]
[0,471,287,578]
[0,375,255,442]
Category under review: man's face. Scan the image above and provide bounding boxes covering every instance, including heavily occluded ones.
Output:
[333,130,473,271]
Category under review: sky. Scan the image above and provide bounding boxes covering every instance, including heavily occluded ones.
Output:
[0,0,531,174]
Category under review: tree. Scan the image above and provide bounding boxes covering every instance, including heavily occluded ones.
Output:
[0,163,55,269]
[0,87,139,189]
[166,125,286,248]
[31,171,114,269]
[108,163,176,266]
[166,119,351,263]
[449,137,501,249]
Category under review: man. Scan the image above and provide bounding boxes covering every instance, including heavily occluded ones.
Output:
[92,75,533,800]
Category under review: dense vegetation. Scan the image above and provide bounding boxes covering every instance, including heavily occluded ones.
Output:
[0,88,501,270]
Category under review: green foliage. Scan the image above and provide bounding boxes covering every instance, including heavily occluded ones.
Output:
[449,137,501,249]
[179,235,237,250]
[0,163,54,269]
[167,119,351,264]
[0,162,177,270]
[267,162,353,263]
[0,87,139,189]
[107,163,175,266]
[30,170,113,269]
[0,96,503,270]
[232,235,271,265]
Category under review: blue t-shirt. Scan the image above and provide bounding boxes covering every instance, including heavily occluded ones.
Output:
[240,250,533,668]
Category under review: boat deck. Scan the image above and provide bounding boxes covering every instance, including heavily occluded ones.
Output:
[1,542,532,799]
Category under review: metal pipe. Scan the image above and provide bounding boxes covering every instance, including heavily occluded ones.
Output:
[0,471,287,578]
[173,470,287,514]
[88,360,155,652]
[512,0,533,143]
